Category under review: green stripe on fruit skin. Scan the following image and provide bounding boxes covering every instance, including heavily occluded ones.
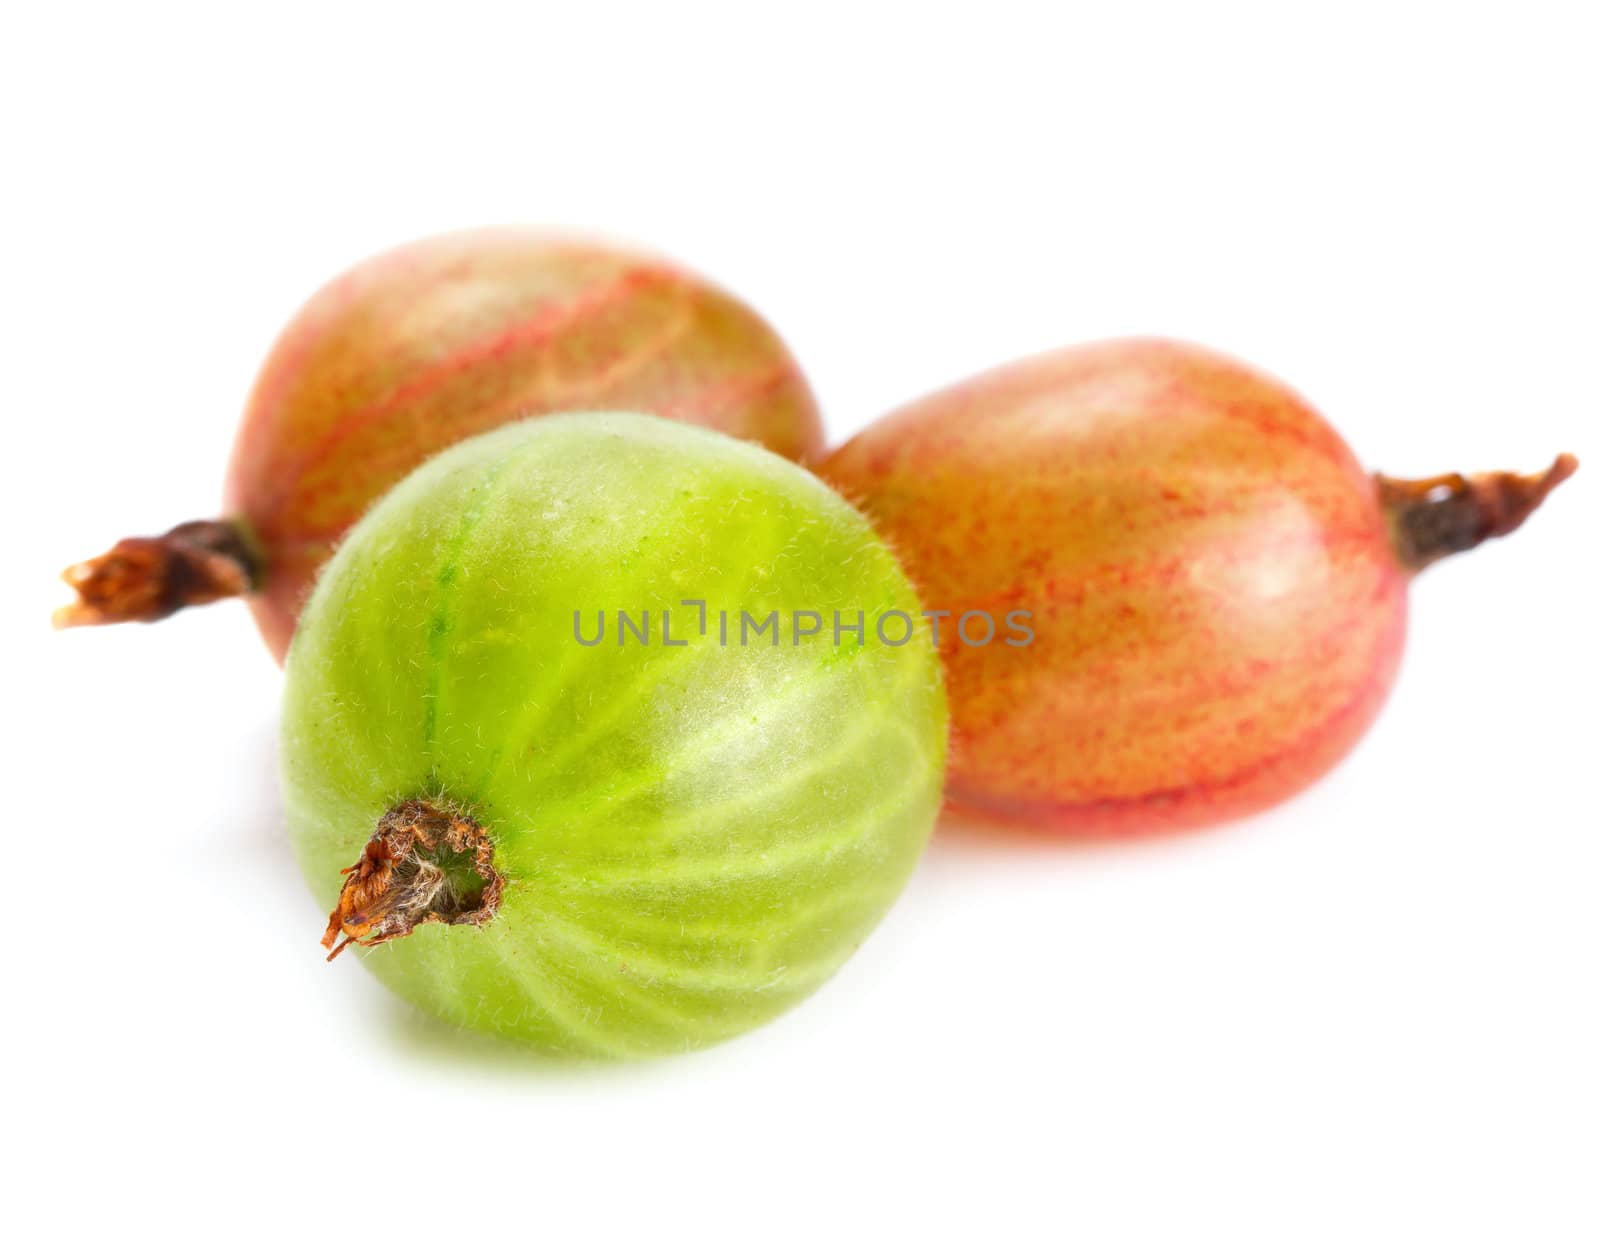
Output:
[537,716,934,882]
[514,644,927,832]
[470,914,652,1062]
[533,880,905,991]
[530,909,834,995]
[374,875,898,1055]
[503,745,924,901]
[525,945,763,1053]
[462,483,803,799]
[480,928,643,1059]
[387,919,476,1021]
[447,886,791,1053]
[462,633,589,803]
[558,759,937,891]
[521,898,865,1046]
[644,707,930,844]
[538,873,902,953]
[470,606,715,798]
[505,923,768,1055]
[420,440,542,756]
[478,526,820,796]
[421,431,720,788]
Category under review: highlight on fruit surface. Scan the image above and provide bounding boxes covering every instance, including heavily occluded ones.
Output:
[56,228,824,662]
[282,413,947,1056]
[819,337,1577,835]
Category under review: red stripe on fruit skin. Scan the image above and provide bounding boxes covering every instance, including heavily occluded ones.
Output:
[1209,394,1350,459]
[945,588,1408,836]
[536,303,696,398]
[254,265,665,522]
[261,278,700,544]
[906,488,1384,623]
[238,234,562,468]
[948,534,1365,620]
[939,522,1397,805]
[226,268,371,504]
[654,361,796,421]
[273,357,800,547]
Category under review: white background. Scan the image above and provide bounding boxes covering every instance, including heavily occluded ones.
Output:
[5,3,1596,1241]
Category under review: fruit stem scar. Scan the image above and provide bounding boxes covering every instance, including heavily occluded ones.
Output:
[322,799,504,962]
[1375,453,1578,573]
[53,518,260,627]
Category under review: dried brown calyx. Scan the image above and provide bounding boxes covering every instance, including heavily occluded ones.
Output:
[54,518,260,628]
[1376,453,1579,573]
[322,799,504,962]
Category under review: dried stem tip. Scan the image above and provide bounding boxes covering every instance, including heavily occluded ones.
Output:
[54,519,258,628]
[322,800,504,962]
[1376,453,1579,572]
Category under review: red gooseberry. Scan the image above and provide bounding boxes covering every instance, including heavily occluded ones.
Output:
[56,228,823,662]
[820,337,1577,834]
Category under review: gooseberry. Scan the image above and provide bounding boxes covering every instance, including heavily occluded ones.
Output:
[820,337,1576,834]
[283,413,947,1056]
[58,228,823,662]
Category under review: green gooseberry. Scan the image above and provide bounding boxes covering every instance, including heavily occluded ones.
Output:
[281,413,948,1057]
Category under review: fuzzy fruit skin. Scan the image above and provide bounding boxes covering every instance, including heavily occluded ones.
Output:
[282,414,947,1056]
[819,338,1409,834]
[226,228,824,661]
